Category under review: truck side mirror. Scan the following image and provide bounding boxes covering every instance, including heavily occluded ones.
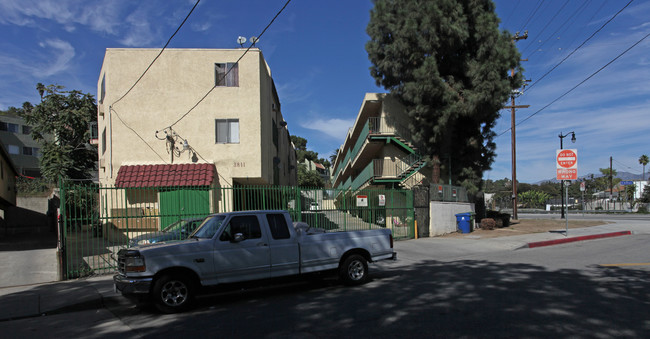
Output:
[232,233,245,243]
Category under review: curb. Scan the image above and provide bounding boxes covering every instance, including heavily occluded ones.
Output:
[526,231,632,248]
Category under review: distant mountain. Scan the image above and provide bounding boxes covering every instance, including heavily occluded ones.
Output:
[532,171,644,185]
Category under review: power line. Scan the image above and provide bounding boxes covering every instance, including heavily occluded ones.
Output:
[520,0,570,56]
[164,0,292,130]
[110,0,201,108]
[498,30,650,137]
[503,0,521,25]
[110,107,168,163]
[524,0,590,59]
[523,0,633,95]
[613,159,641,175]
[518,0,545,33]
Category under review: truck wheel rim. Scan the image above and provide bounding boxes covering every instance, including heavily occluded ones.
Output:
[348,260,365,280]
[160,280,188,306]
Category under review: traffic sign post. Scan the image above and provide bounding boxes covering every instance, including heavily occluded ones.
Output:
[556,149,578,180]
[557,149,577,236]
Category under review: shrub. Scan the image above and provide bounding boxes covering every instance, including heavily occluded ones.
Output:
[637,205,648,214]
[485,210,510,227]
[480,218,496,230]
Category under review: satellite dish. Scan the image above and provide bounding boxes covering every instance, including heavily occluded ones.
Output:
[250,36,259,46]
[237,36,247,47]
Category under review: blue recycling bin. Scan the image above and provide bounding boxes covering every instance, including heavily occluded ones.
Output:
[455,212,473,234]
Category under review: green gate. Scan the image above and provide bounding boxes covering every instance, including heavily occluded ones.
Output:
[58,181,413,279]
[160,189,211,228]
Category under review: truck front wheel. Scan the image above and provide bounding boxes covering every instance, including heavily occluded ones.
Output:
[339,254,368,285]
[152,274,194,313]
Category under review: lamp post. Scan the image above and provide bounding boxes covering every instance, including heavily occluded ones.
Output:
[558,131,576,218]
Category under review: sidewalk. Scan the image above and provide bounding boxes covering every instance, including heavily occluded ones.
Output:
[0,218,646,323]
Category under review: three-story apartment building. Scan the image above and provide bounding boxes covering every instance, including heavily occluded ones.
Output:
[97,48,296,228]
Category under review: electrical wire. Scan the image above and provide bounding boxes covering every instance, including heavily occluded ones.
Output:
[164,0,292,130]
[110,107,168,163]
[523,0,590,59]
[520,0,570,56]
[523,0,633,95]
[503,0,521,26]
[110,0,201,108]
[613,159,642,175]
[498,30,650,137]
[518,0,546,33]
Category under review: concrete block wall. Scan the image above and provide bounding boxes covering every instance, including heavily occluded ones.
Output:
[430,202,475,236]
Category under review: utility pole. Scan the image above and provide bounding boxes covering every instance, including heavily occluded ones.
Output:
[503,30,528,220]
[610,156,613,209]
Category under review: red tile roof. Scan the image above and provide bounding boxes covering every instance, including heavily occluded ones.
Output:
[115,163,215,188]
[314,162,325,170]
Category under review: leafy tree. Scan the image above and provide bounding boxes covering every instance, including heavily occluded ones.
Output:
[290,135,307,151]
[518,190,550,209]
[640,154,649,181]
[297,164,324,188]
[639,185,650,203]
[20,84,97,182]
[366,0,522,193]
[329,149,339,165]
[594,168,620,193]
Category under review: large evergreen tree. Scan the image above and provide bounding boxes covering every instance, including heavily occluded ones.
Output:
[20,84,97,182]
[366,0,522,191]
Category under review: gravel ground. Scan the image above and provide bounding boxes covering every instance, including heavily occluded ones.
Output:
[441,218,610,239]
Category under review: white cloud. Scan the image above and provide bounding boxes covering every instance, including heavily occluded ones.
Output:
[38,39,76,76]
[300,118,354,141]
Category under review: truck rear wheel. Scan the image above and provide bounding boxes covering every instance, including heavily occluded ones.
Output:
[339,254,368,285]
[152,274,194,313]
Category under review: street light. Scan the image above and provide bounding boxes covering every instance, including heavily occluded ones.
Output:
[558,131,576,218]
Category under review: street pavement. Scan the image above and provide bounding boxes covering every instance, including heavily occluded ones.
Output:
[0,217,647,337]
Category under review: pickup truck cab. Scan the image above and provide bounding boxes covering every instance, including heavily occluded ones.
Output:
[114,210,396,312]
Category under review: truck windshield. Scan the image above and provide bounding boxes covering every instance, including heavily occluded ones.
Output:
[190,215,226,239]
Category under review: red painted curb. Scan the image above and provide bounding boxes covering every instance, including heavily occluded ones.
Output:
[527,231,632,248]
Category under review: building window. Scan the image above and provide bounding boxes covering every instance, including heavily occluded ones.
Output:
[22,125,32,134]
[215,119,239,144]
[215,63,239,87]
[100,74,106,104]
[7,145,19,155]
[0,122,19,133]
[22,147,39,157]
[101,128,107,154]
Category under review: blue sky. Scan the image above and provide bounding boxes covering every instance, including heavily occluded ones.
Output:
[1,0,648,183]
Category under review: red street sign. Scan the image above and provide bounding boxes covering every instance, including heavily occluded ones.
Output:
[556,149,578,180]
[557,149,577,168]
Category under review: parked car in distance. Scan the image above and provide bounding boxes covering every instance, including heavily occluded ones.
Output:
[309,202,318,211]
[129,218,205,247]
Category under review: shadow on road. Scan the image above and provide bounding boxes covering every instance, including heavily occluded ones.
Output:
[97,258,650,338]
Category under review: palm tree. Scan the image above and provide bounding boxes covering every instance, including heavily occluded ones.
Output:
[640,154,649,181]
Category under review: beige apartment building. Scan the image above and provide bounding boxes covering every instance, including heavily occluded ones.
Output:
[97,48,296,228]
[331,93,429,191]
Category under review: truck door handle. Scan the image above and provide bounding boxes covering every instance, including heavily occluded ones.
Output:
[257,242,268,247]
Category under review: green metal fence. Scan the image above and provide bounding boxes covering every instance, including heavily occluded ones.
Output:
[58,181,414,279]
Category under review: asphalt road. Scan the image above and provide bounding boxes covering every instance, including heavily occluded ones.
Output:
[93,232,650,338]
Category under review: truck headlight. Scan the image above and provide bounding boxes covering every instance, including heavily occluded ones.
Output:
[125,255,146,272]
[137,239,151,245]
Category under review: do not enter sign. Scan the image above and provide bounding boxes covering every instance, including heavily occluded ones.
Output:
[556,149,578,180]
[557,149,577,168]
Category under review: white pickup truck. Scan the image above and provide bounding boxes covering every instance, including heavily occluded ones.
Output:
[114,210,396,312]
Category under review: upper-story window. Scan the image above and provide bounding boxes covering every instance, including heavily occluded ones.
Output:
[0,122,19,133]
[215,119,239,144]
[7,145,19,155]
[23,147,39,157]
[215,63,239,87]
